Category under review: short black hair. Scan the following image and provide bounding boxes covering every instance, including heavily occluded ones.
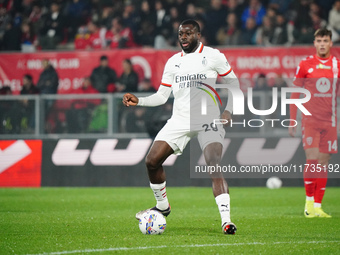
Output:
[180,19,200,32]
[100,55,108,61]
[314,28,332,39]
[123,58,132,65]
[24,74,33,82]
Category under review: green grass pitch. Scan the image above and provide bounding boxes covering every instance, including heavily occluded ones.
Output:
[1,187,339,255]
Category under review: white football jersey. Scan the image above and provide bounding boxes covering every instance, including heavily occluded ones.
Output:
[160,42,233,127]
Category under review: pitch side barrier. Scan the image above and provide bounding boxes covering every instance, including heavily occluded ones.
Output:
[1,138,340,187]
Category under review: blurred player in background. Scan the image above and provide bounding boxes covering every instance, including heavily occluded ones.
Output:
[289,28,339,218]
[123,19,239,234]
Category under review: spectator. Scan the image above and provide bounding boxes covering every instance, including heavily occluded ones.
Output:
[105,16,137,49]
[86,20,106,49]
[153,5,178,49]
[74,25,90,50]
[226,0,244,25]
[196,18,209,46]
[136,19,155,47]
[0,86,17,134]
[64,0,91,40]
[253,73,270,91]
[0,7,12,43]
[0,0,338,51]
[122,0,139,35]
[21,20,37,52]
[138,0,157,26]
[0,85,11,94]
[154,0,170,36]
[90,55,117,93]
[204,0,228,45]
[216,12,241,46]
[239,17,257,45]
[136,0,156,46]
[272,14,289,45]
[2,20,21,51]
[123,107,148,133]
[173,0,188,21]
[37,59,59,94]
[155,18,181,49]
[20,74,39,130]
[139,78,156,93]
[256,15,275,46]
[27,3,43,36]
[266,7,278,25]
[116,58,139,93]
[227,0,243,17]
[66,77,100,133]
[186,3,197,20]
[98,5,115,29]
[315,0,334,18]
[268,0,293,14]
[292,0,313,32]
[310,12,327,31]
[21,74,40,95]
[39,1,66,50]
[295,25,315,44]
[241,0,266,28]
[328,0,340,43]
[273,74,287,90]
[310,2,326,20]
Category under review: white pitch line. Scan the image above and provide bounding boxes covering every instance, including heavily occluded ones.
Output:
[26,240,340,255]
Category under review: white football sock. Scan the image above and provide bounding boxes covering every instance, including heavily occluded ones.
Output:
[215,193,231,224]
[306,196,314,201]
[314,202,321,208]
[150,181,169,210]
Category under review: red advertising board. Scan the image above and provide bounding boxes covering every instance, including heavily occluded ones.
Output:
[0,140,42,187]
[2,46,340,94]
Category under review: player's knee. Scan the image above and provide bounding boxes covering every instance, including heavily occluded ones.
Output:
[145,154,161,171]
[205,154,220,166]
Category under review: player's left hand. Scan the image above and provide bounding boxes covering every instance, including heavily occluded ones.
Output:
[221,110,232,127]
[122,93,138,107]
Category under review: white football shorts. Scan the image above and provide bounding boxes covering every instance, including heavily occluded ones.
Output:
[154,118,225,155]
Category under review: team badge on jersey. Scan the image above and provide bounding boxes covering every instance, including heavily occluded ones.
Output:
[202,57,207,66]
[306,137,313,146]
[308,68,314,73]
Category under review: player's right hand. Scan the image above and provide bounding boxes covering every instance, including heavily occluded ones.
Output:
[122,93,138,107]
[288,126,297,137]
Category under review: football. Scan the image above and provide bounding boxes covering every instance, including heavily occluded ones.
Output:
[266,176,282,189]
[138,210,166,235]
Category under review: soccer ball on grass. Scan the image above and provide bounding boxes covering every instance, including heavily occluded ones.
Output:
[138,210,166,235]
[266,176,282,189]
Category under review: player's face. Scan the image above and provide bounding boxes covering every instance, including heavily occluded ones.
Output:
[178,24,201,53]
[314,36,333,58]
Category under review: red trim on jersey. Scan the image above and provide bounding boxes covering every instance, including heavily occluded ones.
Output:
[181,52,183,57]
[219,68,232,76]
[161,82,172,87]
[198,43,204,53]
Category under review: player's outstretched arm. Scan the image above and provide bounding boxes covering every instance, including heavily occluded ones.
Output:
[122,93,138,107]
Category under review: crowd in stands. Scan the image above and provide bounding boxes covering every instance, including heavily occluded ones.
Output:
[0,0,339,52]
